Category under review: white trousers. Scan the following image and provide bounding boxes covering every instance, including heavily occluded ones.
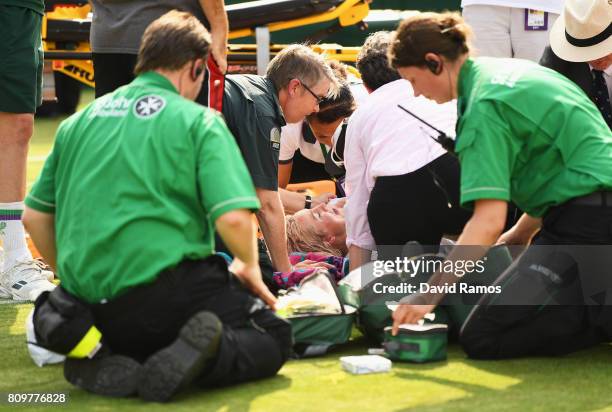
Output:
[462,5,559,62]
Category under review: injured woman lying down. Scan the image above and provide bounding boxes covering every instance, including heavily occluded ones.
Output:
[277,199,349,289]
[287,199,348,257]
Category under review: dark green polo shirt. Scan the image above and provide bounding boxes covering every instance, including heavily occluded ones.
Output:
[222,75,286,191]
[26,72,260,303]
[0,0,44,15]
[455,57,612,217]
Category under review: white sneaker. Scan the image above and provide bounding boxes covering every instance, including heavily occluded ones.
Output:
[1,258,56,302]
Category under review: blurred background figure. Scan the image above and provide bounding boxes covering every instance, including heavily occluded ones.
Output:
[461,0,564,61]
[540,0,612,129]
[90,0,228,97]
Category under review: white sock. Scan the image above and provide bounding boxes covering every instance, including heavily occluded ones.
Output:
[0,202,33,272]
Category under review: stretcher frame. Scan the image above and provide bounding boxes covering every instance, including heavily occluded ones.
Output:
[42,0,370,89]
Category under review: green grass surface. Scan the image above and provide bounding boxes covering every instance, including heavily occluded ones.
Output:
[2,303,612,412]
[4,87,611,411]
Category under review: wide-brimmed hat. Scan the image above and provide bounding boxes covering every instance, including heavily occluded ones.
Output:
[550,0,612,62]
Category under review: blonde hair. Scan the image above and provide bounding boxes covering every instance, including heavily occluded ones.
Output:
[286,215,344,257]
[389,11,472,69]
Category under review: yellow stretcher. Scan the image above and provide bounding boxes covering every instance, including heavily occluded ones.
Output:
[42,0,370,89]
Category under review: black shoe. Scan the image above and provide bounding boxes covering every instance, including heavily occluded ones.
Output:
[138,311,222,402]
[64,355,142,397]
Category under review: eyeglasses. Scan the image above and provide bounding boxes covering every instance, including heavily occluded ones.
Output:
[297,79,326,104]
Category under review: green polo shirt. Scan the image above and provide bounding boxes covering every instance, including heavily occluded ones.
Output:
[455,57,612,217]
[222,75,286,191]
[0,0,44,15]
[26,72,260,303]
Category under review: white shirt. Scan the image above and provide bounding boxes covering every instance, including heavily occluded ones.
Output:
[279,80,369,164]
[279,121,331,164]
[343,79,457,250]
[461,0,564,14]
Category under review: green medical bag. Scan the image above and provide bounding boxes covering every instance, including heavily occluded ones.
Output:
[383,324,448,363]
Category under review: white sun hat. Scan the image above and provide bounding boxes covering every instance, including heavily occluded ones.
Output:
[549,0,612,62]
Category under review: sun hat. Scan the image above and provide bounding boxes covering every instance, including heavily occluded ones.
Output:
[549,0,612,62]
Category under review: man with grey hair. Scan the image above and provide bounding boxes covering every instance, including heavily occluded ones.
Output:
[217,44,339,276]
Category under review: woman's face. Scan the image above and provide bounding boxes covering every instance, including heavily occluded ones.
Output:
[306,117,345,146]
[397,66,452,104]
[293,203,346,240]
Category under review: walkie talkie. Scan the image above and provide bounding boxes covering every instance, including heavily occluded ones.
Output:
[397,104,456,153]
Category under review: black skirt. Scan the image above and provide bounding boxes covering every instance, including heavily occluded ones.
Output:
[367,153,471,256]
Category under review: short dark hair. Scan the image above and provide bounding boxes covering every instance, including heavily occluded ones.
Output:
[356,31,401,91]
[134,10,211,75]
[389,12,471,69]
[309,60,356,124]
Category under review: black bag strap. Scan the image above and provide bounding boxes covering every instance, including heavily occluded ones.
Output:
[293,343,334,358]
[383,341,421,354]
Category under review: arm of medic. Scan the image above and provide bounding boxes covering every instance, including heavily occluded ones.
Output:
[23,208,57,272]
[278,188,335,214]
[391,199,511,334]
[255,188,293,273]
[199,0,229,74]
[216,209,277,308]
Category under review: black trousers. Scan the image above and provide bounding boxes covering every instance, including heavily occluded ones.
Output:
[460,202,612,359]
[92,53,137,98]
[92,53,212,105]
[90,256,292,387]
[367,153,471,258]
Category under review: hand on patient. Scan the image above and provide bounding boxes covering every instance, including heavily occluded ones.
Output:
[312,193,336,208]
[293,259,335,271]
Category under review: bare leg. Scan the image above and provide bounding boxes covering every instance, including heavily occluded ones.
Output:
[0,111,54,301]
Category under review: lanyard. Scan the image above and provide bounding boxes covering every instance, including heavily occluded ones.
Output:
[319,143,328,158]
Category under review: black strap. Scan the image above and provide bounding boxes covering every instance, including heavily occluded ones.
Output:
[383,341,421,353]
[292,342,333,358]
[565,23,612,48]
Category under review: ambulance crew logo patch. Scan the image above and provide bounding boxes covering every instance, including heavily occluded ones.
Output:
[133,95,166,119]
[270,127,281,150]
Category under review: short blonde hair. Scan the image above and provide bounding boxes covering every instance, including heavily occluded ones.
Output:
[286,215,344,257]
[266,44,339,98]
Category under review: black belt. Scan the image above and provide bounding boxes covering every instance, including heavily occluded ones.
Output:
[567,191,612,207]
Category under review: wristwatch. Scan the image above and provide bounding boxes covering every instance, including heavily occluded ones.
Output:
[304,194,312,209]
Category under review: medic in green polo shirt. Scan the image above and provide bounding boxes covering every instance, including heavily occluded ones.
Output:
[387,11,612,359]
[23,11,291,402]
[214,45,339,275]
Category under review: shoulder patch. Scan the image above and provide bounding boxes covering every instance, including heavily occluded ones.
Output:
[270,127,281,150]
[133,95,166,119]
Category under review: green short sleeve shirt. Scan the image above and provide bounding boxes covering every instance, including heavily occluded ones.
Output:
[26,72,260,303]
[455,58,612,217]
[0,0,44,15]
[222,75,286,191]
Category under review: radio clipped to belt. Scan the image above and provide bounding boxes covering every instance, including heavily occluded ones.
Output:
[32,287,104,359]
